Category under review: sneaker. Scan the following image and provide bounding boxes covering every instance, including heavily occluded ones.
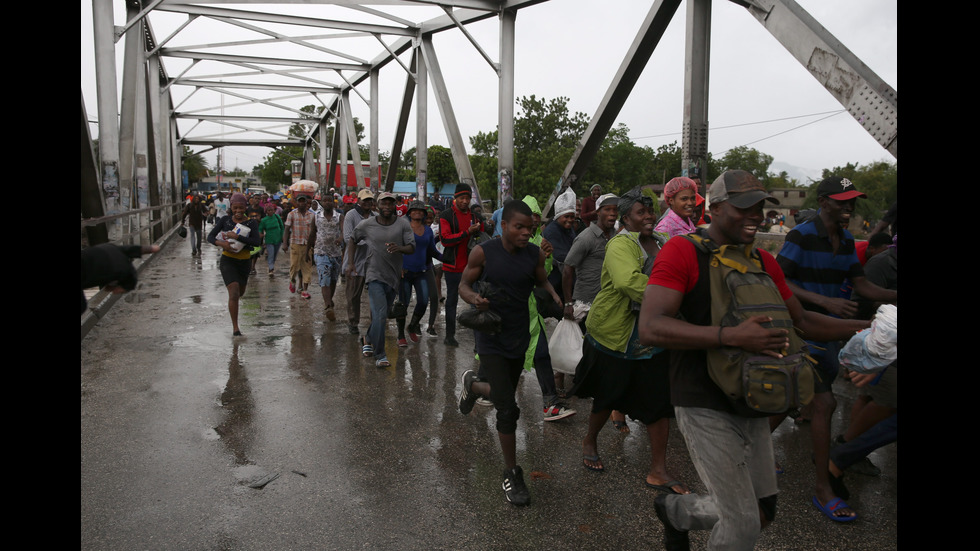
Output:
[426,327,438,338]
[543,403,577,422]
[444,336,459,347]
[289,282,296,293]
[654,494,690,551]
[407,330,420,344]
[458,370,479,415]
[301,291,311,299]
[475,397,493,407]
[502,466,530,506]
[325,307,336,321]
[398,338,408,347]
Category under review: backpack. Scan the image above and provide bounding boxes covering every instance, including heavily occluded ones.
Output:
[682,231,815,414]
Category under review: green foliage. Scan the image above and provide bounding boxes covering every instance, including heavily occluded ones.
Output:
[426,145,457,186]
[801,161,897,221]
[182,146,209,183]
[711,146,774,186]
[258,147,303,190]
[512,95,590,206]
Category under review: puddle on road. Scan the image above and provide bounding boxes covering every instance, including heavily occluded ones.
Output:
[181,295,204,304]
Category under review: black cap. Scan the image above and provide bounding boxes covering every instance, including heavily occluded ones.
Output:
[817,176,867,200]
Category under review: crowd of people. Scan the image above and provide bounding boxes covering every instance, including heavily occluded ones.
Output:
[92,172,896,549]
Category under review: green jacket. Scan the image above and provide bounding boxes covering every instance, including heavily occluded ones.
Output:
[584,230,649,353]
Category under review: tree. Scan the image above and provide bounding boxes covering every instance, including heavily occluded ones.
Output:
[469,130,499,201]
[511,95,590,205]
[182,146,209,184]
[711,146,774,186]
[801,161,897,222]
[426,145,457,187]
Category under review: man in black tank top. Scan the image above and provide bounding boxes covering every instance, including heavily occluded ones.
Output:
[457,200,561,507]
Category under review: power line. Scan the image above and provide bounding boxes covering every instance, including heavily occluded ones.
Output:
[712,110,846,157]
[632,109,846,141]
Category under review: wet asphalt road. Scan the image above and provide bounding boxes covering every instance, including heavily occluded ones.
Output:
[81,231,898,550]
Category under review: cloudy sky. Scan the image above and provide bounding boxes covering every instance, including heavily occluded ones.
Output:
[81,0,897,185]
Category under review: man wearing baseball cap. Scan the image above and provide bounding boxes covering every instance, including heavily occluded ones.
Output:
[343,189,377,335]
[774,175,897,523]
[640,170,873,548]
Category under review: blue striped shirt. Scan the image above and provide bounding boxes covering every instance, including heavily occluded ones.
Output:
[776,212,863,317]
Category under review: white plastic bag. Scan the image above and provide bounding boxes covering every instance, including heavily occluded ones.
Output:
[549,318,584,375]
[838,304,897,374]
[227,223,251,253]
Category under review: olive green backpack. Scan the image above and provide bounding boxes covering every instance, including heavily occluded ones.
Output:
[682,231,816,414]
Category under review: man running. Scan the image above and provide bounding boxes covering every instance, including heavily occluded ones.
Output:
[456,199,562,506]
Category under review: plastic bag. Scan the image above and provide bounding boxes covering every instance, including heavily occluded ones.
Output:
[549,318,584,375]
[838,304,897,374]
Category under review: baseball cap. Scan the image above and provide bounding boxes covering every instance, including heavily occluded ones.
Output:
[357,188,375,200]
[817,176,867,201]
[376,191,396,202]
[707,170,779,208]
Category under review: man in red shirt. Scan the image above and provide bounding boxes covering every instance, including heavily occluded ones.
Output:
[437,183,484,347]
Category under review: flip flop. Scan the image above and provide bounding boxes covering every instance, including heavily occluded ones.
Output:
[375,358,390,368]
[645,480,687,494]
[612,420,630,434]
[811,496,858,522]
[361,337,374,357]
[583,454,604,472]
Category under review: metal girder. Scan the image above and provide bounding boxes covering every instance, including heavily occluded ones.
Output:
[341,92,366,188]
[419,35,480,205]
[82,90,109,246]
[542,0,682,217]
[369,69,380,193]
[415,46,428,198]
[172,79,341,95]
[160,50,371,72]
[682,0,711,185]
[181,138,305,147]
[384,50,417,192]
[497,8,515,205]
[175,113,323,124]
[735,0,897,157]
[155,3,419,36]
[92,0,122,242]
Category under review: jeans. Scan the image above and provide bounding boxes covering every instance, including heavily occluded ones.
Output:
[315,254,341,287]
[664,406,778,551]
[366,281,396,361]
[400,270,429,321]
[426,268,439,327]
[266,242,281,271]
[829,413,897,470]
[443,270,462,338]
[189,226,202,253]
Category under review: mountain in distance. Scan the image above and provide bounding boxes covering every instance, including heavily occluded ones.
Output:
[770,160,822,186]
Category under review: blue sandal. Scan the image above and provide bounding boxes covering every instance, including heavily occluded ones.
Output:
[361,337,373,357]
[812,496,858,522]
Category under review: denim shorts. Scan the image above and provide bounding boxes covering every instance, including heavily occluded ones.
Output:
[314,254,342,287]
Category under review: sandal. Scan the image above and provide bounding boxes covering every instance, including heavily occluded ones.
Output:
[375,358,391,368]
[361,337,374,357]
[612,420,630,434]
